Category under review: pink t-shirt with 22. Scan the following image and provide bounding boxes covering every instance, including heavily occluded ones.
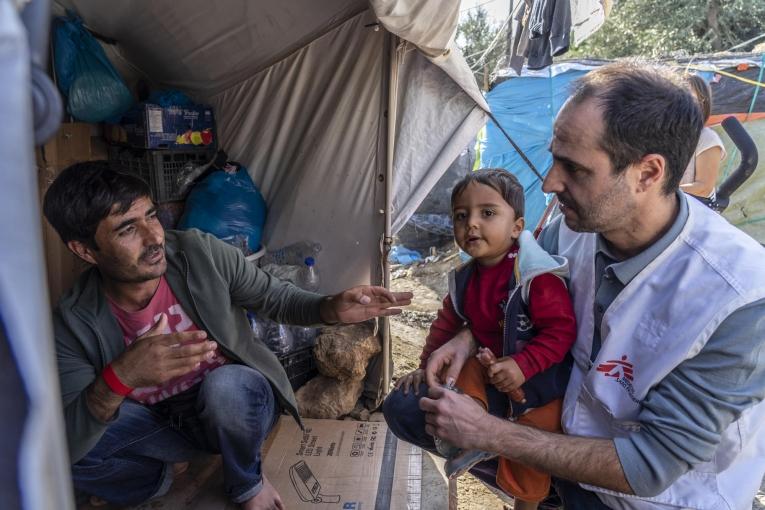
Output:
[107,276,228,405]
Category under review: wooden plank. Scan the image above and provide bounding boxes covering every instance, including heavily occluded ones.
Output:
[448,477,458,510]
[77,455,224,510]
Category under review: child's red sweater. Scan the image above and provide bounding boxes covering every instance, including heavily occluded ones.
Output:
[418,246,576,380]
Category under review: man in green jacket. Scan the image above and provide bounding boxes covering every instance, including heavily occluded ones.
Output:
[43,162,411,510]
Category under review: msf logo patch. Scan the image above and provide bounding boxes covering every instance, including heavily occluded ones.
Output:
[596,355,640,403]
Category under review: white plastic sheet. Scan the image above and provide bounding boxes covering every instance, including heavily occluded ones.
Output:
[0,1,74,508]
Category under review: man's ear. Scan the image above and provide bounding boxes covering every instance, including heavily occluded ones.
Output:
[635,153,666,193]
[67,240,97,265]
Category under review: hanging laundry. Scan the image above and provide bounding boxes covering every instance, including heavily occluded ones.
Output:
[508,0,533,75]
[570,0,611,46]
[527,0,571,70]
[506,0,610,75]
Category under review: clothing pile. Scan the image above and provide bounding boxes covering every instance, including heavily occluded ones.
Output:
[507,0,612,75]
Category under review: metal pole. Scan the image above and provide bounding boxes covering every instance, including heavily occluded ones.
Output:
[382,33,399,394]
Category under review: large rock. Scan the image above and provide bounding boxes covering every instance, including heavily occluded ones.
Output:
[314,323,380,381]
[295,375,364,419]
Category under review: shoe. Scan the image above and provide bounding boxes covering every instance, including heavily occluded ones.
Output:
[538,491,563,509]
[172,461,190,476]
[89,495,108,507]
[445,449,497,479]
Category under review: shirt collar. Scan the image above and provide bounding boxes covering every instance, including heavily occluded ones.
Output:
[596,191,689,285]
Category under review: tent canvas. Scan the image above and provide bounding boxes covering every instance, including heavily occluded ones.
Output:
[2,1,490,507]
[55,0,488,293]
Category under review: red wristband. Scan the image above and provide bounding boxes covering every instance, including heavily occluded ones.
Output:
[102,364,133,396]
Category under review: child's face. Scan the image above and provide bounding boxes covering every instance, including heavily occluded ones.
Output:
[452,182,524,266]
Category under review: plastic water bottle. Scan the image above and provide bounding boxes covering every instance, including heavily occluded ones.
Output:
[265,322,294,354]
[298,257,320,292]
[291,326,318,349]
[433,382,463,458]
[262,241,322,266]
[247,312,267,342]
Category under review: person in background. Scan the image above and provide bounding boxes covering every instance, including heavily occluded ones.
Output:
[43,162,412,510]
[680,74,727,204]
[384,169,576,510]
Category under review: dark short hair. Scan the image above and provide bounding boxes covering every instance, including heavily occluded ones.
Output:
[43,161,152,248]
[450,168,525,218]
[568,61,703,195]
[686,74,712,121]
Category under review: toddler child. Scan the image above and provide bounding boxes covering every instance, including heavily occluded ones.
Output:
[395,169,576,509]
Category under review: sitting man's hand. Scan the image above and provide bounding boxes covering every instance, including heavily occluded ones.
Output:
[111,313,218,388]
[394,368,426,395]
[420,384,496,452]
[320,286,412,324]
[476,347,526,402]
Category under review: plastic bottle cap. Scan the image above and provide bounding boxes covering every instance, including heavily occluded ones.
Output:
[304,257,315,266]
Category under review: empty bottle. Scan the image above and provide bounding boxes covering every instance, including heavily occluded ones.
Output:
[433,381,463,458]
[298,257,320,292]
[291,326,317,349]
[265,322,294,354]
[262,241,322,266]
[248,312,267,342]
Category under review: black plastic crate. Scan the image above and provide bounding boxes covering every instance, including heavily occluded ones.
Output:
[108,145,215,202]
[277,345,317,390]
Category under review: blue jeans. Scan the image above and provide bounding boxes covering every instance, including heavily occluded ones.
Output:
[551,478,612,509]
[383,383,610,509]
[72,364,279,506]
[382,382,509,454]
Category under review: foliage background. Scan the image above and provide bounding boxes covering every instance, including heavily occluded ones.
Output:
[456,0,765,88]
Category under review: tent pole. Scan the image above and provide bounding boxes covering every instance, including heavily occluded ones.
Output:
[382,33,399,394]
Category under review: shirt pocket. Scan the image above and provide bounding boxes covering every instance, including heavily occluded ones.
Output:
[633,315,667,352]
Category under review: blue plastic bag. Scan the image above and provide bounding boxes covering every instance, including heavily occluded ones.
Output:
[53,15,133,123]
[178,165,267,253]
[146,90,194,108]
[389,245,422,265]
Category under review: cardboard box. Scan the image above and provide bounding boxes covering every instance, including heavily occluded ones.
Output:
[37,123,93,170]
[263,417,422,509]
[121,103,215,149]
[36,123,95,305]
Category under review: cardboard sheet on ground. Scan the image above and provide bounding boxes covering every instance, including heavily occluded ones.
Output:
[263,417,422,509]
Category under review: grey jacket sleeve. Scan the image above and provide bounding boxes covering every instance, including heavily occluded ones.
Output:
[614,298,765,496]
[53,309,113,463]
[202,232,326,325]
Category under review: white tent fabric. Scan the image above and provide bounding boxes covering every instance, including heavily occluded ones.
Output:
[372,0,461,60]
[390,46,488,233]
[0,1,74,508]
[211,11,387,291]
[372,0,488,110]
[60,0,488,292]
[60,0,368,97]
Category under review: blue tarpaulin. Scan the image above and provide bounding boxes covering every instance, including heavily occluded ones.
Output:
[482,66,591,228]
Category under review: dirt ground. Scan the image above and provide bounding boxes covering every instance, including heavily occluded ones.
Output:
[389,246,509,510]
[388,245,765,510]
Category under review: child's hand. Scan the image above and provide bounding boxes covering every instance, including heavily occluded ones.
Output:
[488,357,526,393]
[394,368,425,395]
[476,347,527,403]
[476,346,496,367]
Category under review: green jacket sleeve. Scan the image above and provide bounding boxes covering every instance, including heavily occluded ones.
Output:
[53,308,114,463]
